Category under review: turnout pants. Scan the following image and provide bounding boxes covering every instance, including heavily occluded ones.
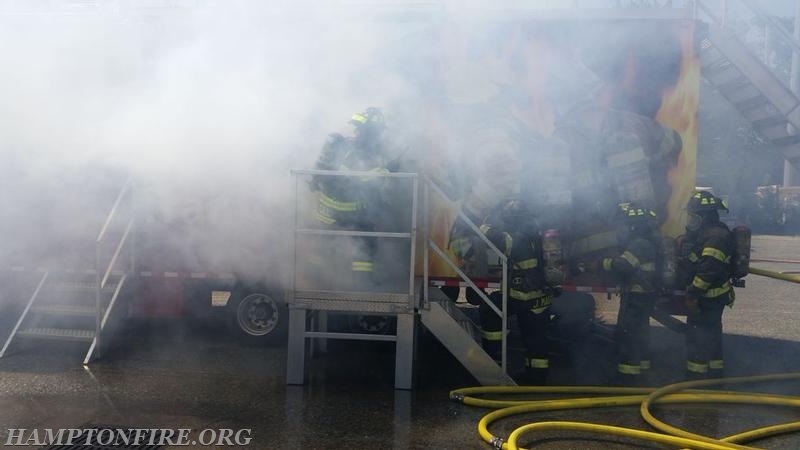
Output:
[480,291,551,384]
[686,295,727,379]
[615,292,655,384]
[317,218,377,291]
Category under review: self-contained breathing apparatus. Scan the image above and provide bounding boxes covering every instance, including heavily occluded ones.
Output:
[486,200,565,294]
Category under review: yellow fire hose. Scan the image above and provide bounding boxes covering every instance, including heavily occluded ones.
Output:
[640,373,800,448]
[749,266,800,284]
[450,373,800,449]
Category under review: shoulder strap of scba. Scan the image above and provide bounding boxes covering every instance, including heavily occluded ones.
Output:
[731,225,751,279]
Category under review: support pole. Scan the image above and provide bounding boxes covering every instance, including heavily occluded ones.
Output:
[286,305,307,385]
[787,0,800,186]
[394,312,416,390]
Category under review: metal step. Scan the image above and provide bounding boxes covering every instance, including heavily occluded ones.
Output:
[421,298,516,386]
[45,280,118,293]
[740,103,781,123]
[16,327,95,342]
[699,48,727,71]
[723,84,762,105]
[30,304,102,317]
[734,95,771,113]
[779,142,800,159]
[708,26,800,116]
[754,122,792,142]
[702,26,800,172]
[705,67,745,87]
[751,115,787,131]
[702,59,735,79]
[715,76,750,96]
[772,133,800,147]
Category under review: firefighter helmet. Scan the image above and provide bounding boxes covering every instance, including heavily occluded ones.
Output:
[617,202,657,223]
[349,107,385,131]
[686,190,728,213]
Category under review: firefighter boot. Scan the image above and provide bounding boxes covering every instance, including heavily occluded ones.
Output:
[480,292,504,364]
[709,359,724,379]
[685,363,709,381]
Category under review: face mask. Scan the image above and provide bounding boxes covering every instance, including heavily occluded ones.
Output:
[686,213,702,232]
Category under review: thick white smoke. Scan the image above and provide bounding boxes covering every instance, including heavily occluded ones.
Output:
[0,1,426,283]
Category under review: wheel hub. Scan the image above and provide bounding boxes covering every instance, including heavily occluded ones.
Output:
[237,294,278,336]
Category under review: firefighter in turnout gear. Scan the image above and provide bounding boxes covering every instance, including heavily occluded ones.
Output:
[682,190,735,380]
[599,202,659,385]
[478,200,557,385]
[311,108,390,289]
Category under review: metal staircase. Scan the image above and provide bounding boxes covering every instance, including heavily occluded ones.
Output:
[0,178,134,364]
[288,171,515,388]
[697,0,800,170]
[419,178,517,386]
[420,289,516,386]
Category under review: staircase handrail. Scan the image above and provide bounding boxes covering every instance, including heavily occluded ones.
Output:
[0,272,49,358]
[96,176,132,245]
[697,0,800,72]
[100,217,135,290]
[84,273,128,365]
[95,175,135,357]
[739,0,800,62]
[423,176,509,372]
[695,0,722,26]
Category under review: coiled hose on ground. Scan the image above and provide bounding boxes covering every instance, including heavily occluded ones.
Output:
[450,372,800,449]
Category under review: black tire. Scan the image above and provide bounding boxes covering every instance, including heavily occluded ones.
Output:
[347,314,396,335]
[226,288,288,346]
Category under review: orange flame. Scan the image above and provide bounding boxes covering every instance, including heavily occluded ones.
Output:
[657,20,700,237]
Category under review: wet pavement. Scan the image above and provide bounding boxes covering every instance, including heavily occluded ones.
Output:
[0,235,799,449]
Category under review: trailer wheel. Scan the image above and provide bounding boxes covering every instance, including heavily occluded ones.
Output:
[226,289,288,346]
[348,314,395,335]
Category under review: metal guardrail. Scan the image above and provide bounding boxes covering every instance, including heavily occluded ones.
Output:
[290,169,418,308]
[739,0,800,59]
[423,177,509,373]
[84,273,128,364]
[0,272,49,358]
[96,177,131,245]
[92,175,135,362]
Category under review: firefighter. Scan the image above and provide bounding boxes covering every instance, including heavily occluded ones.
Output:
[445,206,489,308]
[446,200,506,355]
[310,107,390,289]
[681,190,734,380]
[445,131,523,339]
[478,200,557,385]
[595,202,659,385]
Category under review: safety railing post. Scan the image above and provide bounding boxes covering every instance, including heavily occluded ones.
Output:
[90,175,136,363]
[501,258,508,374]
[292,174,298,301]
[721,0,728,28]
[423,180,429,309]
[95,240,102,359]
[409,176,418,309]
[130,180,136,275]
